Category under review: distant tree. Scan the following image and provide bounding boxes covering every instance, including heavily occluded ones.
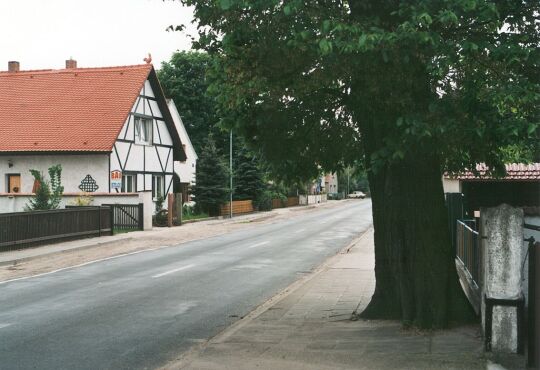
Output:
[192,136,230,215]
[338,164,369,194]
[233,148,266,202]
[26,165,64,211]
[158,51,228,152]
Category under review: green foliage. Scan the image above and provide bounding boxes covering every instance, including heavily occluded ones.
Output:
[70,193,93,206]
[179,0,539,179]
[158,51,229,153]
[338,165,369,194]
[192,135,230,215]
[26,165,64,211]
[155,195,165,213]
[233,148,266,202]
[182,203,209,220]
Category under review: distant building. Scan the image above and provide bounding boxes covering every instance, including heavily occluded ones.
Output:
[324,173,339,194]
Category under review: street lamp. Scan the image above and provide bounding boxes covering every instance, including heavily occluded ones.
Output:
[230,129,233,218]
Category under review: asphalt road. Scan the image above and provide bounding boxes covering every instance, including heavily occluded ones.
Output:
[0,200,372,370]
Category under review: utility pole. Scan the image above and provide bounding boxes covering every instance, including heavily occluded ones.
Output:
[229,129,233,219]
[347,167,350,196]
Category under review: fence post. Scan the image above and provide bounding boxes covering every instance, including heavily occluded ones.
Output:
[98,206,101,237]
[109,205,115,235]
[176,193,183,226]
[445,193,464,254]
[481,205,524,353]
[167,194,174,228]
[138,203,144,231]
[528,241,538,368]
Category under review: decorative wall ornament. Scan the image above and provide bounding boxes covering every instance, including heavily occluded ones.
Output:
[79,175,99,192]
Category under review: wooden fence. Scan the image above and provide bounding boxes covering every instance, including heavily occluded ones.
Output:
[0,207,112,252]
[286,196,299,207]
[220,200,254,216]
[103,203,143,232]
[272,197,300,209]
[221,196,300,216]
[272,198,285,209]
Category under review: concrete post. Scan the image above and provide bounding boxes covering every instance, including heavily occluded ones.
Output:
[167,194,174,227]
[138,191,153,231]
[175,193,183,225]
[481,204,524,353]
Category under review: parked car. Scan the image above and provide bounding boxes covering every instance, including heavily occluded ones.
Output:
[348,191,366,199]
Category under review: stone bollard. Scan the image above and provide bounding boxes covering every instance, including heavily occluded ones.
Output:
[481,204,524,353]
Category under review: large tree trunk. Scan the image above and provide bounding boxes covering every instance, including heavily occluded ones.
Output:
[360,147,474,328]
[348,56,475,328]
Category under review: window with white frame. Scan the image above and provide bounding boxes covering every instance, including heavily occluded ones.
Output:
[121,174,136,193]
[134,116,153,145]
[152,175,164,199]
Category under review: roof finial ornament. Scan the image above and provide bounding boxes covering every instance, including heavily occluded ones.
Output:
[143,53,152,64]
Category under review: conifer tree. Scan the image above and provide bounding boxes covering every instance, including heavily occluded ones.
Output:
[192,136,229,215]
[233,148,266,202]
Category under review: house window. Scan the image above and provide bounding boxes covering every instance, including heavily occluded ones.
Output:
[152,175,164,199]
[134,116,153,145]
[6,174,21,193]
[121,174,136,193]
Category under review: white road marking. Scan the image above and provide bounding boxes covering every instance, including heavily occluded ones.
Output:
[294,228,306,234]
[247,241,270,249]
[0,323,12,330]
[0,246,168,285]
[152,264,195,278]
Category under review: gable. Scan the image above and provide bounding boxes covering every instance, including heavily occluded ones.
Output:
[146,68,186,161]
[117,81,174,147]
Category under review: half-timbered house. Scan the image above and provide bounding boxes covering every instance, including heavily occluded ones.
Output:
[0,60,187,211]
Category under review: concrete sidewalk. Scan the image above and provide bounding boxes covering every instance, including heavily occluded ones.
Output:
[167,229,485,370]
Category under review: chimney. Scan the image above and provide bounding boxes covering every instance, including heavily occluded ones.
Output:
[65,59,77,69]
[8,61,19,72]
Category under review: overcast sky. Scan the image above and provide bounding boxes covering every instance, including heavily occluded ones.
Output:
[0,0,195,71]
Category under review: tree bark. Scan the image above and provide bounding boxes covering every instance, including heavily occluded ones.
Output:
[359,142,475,328]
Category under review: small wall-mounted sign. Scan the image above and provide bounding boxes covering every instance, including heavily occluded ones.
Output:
[111,170,122,190]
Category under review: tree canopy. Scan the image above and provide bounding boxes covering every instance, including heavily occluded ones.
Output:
[158,51,227,152]
[179,0,538,179]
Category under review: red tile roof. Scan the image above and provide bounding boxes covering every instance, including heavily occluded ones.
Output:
[0,64,153,152]
[445,163,540,181]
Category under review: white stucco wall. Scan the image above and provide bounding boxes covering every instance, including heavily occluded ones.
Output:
[168,100,197,185]
[0,193,140,213]
[299,194,328,205]
[0,154,109,194]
